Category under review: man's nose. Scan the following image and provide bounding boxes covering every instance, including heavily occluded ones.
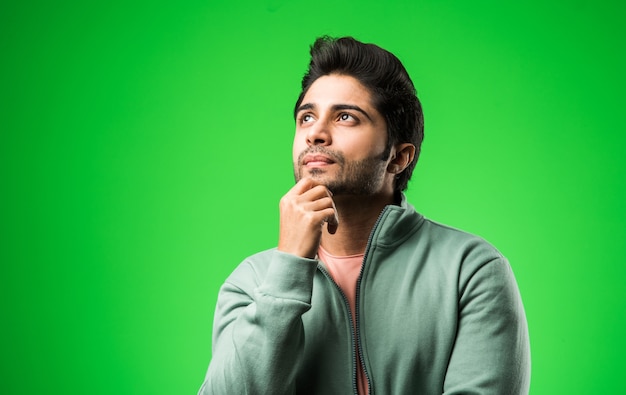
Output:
[306,120,332,146]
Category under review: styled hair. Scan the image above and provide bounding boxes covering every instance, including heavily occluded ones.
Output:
[294,36,424,192]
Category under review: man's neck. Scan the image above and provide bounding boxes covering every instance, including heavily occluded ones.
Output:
[320,192,397,256]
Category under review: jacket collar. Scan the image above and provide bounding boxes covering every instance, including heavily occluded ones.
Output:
[369,194,424,248]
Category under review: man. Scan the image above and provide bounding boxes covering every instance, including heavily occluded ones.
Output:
[198,36,530,394]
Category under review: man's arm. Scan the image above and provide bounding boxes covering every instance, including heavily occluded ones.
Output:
[198,178,337,394]
[198,251,317,395]
[443,257,531,394]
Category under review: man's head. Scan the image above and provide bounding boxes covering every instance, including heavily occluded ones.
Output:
[293,36,424,193]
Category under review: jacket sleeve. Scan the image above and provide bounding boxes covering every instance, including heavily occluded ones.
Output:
[198,250,318,395]
[443,257,531,394]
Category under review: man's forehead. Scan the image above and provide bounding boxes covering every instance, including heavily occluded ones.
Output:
[299,75,375,109]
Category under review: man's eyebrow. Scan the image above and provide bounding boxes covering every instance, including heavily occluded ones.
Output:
[295,103,373,121]
[331,104,373,121]
[295,103,315,115]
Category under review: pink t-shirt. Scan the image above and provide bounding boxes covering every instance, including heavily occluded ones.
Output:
[318,246,369,395]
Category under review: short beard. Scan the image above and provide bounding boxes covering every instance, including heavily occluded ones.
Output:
[293,146,388,196]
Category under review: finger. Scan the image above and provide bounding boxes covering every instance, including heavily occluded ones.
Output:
[301,196,337,227]
[322,190,339,234]
[326,208,339,235]
[318,207,338,231]
[328,189,339,221]
[298,187,334,207]
[289,177,319,196]
[304,195,335,212]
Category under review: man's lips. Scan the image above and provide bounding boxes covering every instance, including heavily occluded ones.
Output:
[302,154,335,167]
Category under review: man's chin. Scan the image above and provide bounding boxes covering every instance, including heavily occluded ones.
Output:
[296,167,331,181]
[295,168,344,190]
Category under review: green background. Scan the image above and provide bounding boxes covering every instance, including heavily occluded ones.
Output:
[3,0,624,393]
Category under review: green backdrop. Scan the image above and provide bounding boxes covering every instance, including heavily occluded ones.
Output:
[3,0,624,393]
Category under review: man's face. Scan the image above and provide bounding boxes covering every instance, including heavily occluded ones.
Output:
[293,74,393,196]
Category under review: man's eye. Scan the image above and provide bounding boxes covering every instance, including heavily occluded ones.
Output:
[339,113,354,121]
[302,114,314,123]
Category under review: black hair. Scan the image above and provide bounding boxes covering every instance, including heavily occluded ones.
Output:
[294,36,424,192]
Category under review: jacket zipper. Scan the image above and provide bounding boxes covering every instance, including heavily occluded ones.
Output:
[316,265,360,394]
[354,205,390,395]
[317,205,390,395]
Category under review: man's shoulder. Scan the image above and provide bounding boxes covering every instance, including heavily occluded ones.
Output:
[381,197,504,261]
[416,216,506,262]
[421,217,489,240]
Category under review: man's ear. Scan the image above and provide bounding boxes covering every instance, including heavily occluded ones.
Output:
[387,143,416,174]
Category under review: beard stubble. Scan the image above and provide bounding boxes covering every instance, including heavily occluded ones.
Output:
[293,146,389,196]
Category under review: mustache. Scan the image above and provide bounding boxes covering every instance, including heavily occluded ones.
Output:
[297,146,345,166]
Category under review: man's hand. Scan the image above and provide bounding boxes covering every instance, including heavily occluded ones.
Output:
[278,178,339,259]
